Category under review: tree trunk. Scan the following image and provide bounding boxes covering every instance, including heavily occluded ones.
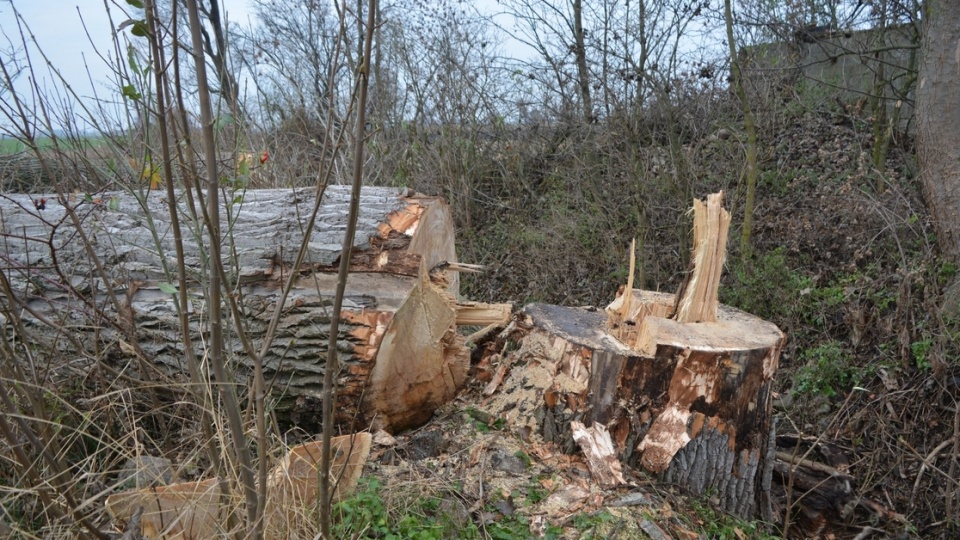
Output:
[572,0,593,121]
[477,193,783,519]
[0,186,504,433]
[724,0,759,257]
[917,0,960,264]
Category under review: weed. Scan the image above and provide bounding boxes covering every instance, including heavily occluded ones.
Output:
[688,500,781,540]
[332,477,482,539]
[938,261,958,286]
[911,336,933,371]
[484,512,562,540]
[572,509,615,534]
[513,450,532,469]
[722,247,811,325]
[794,340,860,397]
[524,480,549,505]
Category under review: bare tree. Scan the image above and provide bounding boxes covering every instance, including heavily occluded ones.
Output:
[724,0,758,257]
[235,0,341,127]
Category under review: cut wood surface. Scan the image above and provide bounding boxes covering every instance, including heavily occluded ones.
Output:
[476,193,784,519]
[362,261,470,432]
[0,186,496,432]
[105,433,372,539]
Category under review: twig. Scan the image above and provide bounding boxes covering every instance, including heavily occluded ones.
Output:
[320,1,378,537]
[775,450,852,479]
[910,436,956,504]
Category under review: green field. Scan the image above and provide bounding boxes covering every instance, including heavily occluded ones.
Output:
[0,135,109,155]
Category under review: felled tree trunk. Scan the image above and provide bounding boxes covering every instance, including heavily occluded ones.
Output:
[478,193,784,519]
[0,186,507,433]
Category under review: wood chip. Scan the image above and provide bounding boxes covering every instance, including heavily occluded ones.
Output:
[570,421,626,489]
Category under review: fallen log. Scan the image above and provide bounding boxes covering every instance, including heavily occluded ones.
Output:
[0,186,509,432]
[477,193,784,519]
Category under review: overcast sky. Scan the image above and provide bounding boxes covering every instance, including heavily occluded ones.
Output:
[0,0,253,130]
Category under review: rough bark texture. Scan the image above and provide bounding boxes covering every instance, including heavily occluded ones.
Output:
[917,0,960,263]
[0,186,466,432]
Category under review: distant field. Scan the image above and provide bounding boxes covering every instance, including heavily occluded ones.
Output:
[0,135,110,155]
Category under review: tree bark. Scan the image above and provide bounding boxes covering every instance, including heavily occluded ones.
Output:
[572,0,593,121]
[917,0,960,264]
[0,186,490,433]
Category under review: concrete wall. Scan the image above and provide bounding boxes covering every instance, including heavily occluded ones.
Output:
[746,24,919,132]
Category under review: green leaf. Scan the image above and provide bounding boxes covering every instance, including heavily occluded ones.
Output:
[131,21,149,37]
[214,114,235,132]
[126,45,142,76]
[125,0,145,7]
[121,84,142,101]
[118,18,148,37]
[108,196,120,211]
[158,283,178,295]
[233,194,244,204]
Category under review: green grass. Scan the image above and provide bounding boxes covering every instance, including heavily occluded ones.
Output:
[688,500,782,540]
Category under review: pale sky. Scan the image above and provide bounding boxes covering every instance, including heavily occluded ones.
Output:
[0,0,253,128]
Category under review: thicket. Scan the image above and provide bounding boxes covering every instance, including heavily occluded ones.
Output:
[0,0,956,537]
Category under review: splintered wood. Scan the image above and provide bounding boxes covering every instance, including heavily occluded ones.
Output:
[571,421,626,489]
[363,260,470,433]
[106,433,372,539]
[672,191,730,323]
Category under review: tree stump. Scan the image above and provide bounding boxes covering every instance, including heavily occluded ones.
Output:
[478,193,784,519]
[0,186,508,432]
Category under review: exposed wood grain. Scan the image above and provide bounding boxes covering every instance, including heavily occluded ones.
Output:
[570,421,626,489]
[672,192,730,324]
[363,263,469,432]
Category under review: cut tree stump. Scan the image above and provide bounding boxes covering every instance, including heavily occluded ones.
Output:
[477,192,784,519]
[0,186,509,432]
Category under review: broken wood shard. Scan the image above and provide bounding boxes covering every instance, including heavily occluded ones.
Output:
[106,433,372,539]
[105,478,225,539]
[672,191,730,323]
[571,421,626,489]
[362,260,470,433]
[264,433,373,537]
